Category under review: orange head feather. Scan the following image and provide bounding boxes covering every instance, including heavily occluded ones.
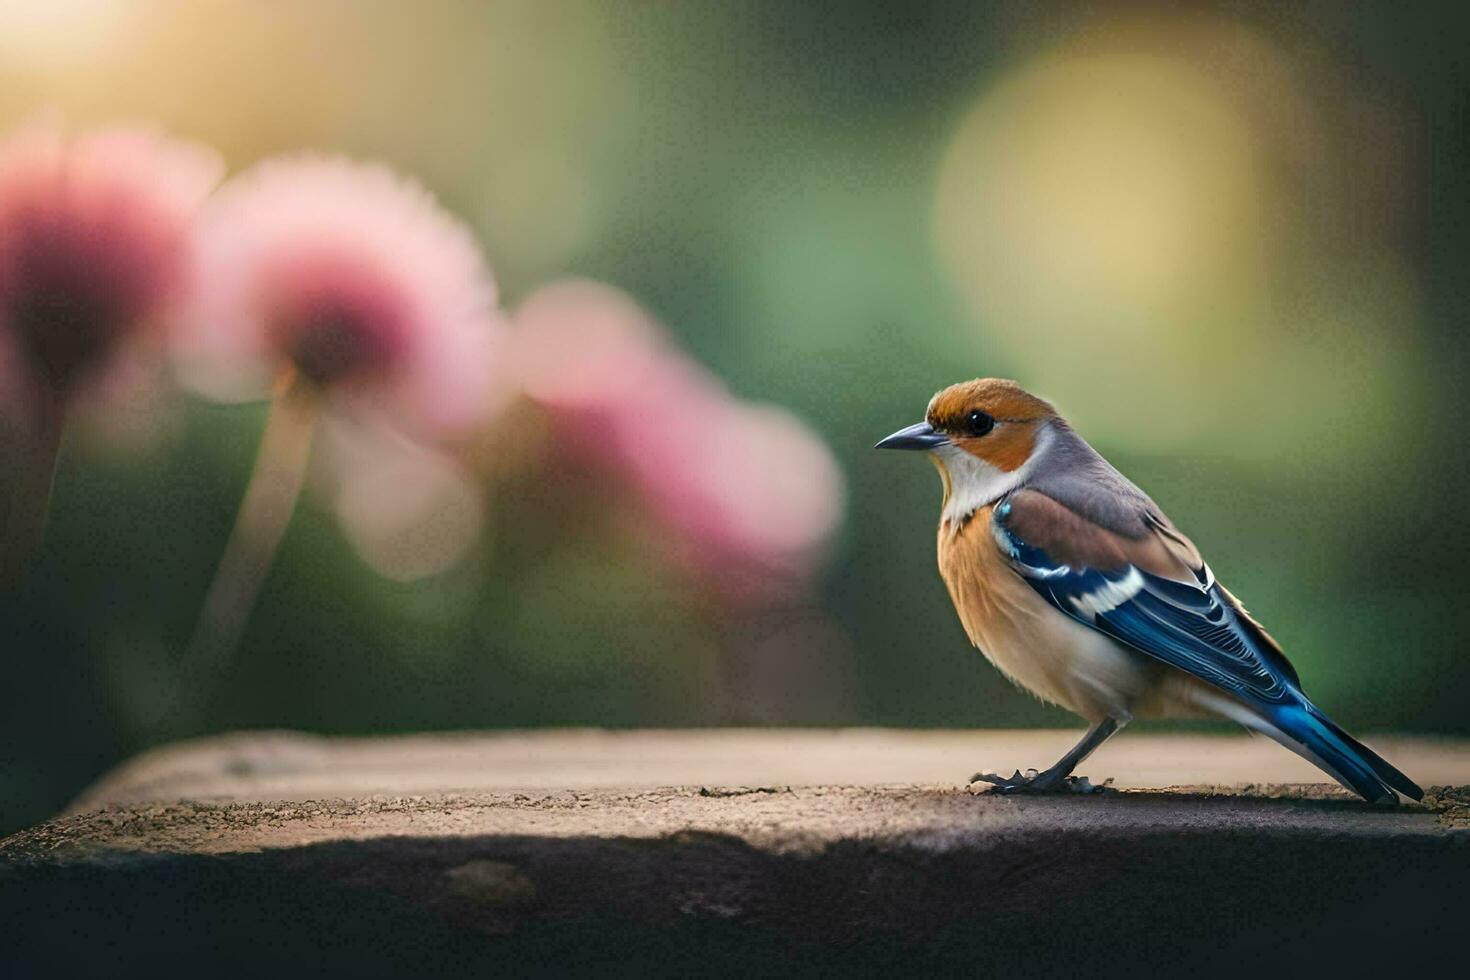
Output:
[925,378,1058,472]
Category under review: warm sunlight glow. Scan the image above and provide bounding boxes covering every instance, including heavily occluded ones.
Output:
[0,0,128,68]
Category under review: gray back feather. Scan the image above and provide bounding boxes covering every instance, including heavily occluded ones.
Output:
[1023,421,1161,539]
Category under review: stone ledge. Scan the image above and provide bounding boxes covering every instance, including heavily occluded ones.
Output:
[3,730,1468,976]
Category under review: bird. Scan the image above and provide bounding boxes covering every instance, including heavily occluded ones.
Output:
[875,378,1422,803]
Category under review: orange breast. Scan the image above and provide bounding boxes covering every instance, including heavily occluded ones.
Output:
[934,505,1177,721]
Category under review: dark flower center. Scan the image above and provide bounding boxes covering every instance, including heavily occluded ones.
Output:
[269,264,412,389]
[1,203,166,396]
[285,302,406,387]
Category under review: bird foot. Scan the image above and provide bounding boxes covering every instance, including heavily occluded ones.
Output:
[967,768,1115,795]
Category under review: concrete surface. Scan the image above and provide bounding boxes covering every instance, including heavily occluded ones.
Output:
[3,729,1469,977]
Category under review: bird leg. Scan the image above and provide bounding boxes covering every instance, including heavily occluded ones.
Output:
[970,717,1125,794]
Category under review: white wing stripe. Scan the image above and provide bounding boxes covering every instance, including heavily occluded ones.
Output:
[1068,567,1145,619]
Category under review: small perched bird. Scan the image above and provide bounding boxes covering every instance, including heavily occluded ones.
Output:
[876,378,1421,803]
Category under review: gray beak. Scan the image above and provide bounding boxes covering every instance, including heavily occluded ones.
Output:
[874,420,948,451]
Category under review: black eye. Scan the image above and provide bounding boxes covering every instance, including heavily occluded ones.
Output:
[964,409,994,437]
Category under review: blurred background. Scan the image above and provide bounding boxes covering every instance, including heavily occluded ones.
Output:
[1,0,1466,835]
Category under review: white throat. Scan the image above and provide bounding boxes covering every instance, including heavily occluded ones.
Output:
[933,424,1050,528]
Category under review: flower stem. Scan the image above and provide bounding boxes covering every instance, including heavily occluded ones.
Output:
[1,395,64,585]
[181,383,317,693]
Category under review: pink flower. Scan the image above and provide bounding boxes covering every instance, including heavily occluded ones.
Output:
[514,280,845,603]
[176,155,505,664]
[179,155,501,438]
[0,119,222,422]
[647,399,846,599]
[514,279,700,460]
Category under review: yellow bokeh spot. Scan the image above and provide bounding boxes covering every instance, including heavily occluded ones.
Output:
[941,53,1262,322]
[932,17,1419,459]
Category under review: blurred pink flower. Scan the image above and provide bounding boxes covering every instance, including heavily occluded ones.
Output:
[514,279,700,460]
[180,156,504,672]
[0,119,222,422]
[179,154,501,438]
[648,400,846,599]
[514,280,845,603]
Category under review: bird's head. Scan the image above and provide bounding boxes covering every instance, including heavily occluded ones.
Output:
[876,378,1059,521]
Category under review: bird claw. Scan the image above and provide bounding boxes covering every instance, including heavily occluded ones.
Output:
[969,768,1031,788]
[967,769,1114,795]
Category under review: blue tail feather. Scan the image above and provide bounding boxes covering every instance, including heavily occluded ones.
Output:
[1270,703,1423,803]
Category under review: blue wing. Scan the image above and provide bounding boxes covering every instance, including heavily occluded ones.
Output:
[990,493,1421,802]
[990,496,1299,708]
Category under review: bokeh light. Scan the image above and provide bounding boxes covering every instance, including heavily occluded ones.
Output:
[0,1,129,71]
[935,15,1422,460]
[318,418,485,583]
